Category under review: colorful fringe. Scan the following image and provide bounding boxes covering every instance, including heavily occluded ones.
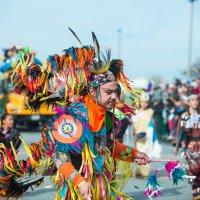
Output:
[9,39,140,114]
[53,143,132,200]
[144,161,195,199]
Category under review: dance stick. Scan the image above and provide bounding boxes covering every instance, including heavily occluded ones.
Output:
[150,159,179,162]
[182,175,196,179]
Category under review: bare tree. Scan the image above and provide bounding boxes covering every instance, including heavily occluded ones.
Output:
[190,58,200,77]
[183,58,200,78]
[150,75,163,86]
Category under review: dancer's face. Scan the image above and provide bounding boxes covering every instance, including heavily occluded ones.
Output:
[6,48,17,58]
[91,81,119,110]
[140,101,149,110]
[188,97,199,110]
[3,115,14,129]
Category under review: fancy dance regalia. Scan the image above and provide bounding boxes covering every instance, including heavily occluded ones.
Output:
[178,108,200,199]
[0,32,141,199]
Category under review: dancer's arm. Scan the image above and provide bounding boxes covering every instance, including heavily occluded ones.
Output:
[110,140,150,164]
[53,152,85,187]
[54,152,91,199]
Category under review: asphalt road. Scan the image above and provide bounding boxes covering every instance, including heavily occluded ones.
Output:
[18,131,192,200]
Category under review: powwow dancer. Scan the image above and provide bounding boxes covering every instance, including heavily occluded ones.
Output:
[0,31,150,199]
[176,94,200,200]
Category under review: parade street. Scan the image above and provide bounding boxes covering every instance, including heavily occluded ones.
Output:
[1,1,200,199]
[20,131,192,200]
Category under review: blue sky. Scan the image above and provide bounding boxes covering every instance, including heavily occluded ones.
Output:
[1,0,200,81]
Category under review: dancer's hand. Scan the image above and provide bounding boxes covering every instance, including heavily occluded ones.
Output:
[78,181,92,200]
[134,151,150,165]
[174,147,179,156]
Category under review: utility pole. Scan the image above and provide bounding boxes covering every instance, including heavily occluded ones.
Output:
[187,0,197,79]
[117,29,122,58]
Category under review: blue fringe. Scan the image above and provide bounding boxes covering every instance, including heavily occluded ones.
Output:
[172,167,185,185]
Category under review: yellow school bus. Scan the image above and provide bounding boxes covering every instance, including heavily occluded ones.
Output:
[0,71,54,127]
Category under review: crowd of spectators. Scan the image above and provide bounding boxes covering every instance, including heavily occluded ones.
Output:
[147,78,200,144]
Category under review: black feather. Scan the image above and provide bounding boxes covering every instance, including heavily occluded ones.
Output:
[92,32,101,61]
[68,27,83,46]
[5,177,44,197]
[109,59,123,78]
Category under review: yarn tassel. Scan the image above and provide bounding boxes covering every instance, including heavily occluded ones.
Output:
[165,161,186,185]
[144,171,162,198]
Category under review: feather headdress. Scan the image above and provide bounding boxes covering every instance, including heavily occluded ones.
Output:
[10,30,139,112]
